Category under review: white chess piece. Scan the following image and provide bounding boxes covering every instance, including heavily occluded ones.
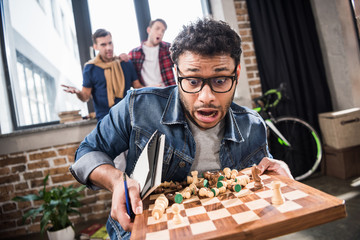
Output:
[172,203,183,224]
[271,181,285,205]
[191,170,199,184]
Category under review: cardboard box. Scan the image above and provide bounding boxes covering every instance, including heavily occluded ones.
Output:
[318,108,360,149]
[323,145,360,179]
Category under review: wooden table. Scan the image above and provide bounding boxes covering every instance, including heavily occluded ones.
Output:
[131,171,346,240]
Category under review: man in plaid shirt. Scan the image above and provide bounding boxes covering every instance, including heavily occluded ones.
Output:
[129,19,176,87]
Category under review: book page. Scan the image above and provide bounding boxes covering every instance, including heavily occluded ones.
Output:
[141,134,165,200]
[130,131,158,191]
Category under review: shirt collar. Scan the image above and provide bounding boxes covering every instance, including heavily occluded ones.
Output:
[161,87,244,143]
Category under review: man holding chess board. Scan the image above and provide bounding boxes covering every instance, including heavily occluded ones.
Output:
[70,19,295,240]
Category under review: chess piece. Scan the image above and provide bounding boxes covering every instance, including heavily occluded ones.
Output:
[252,165,264,189]
[207,190,215,198]
[232,183,242,192]
[211,187,220,197]
[199,187,208,197]
[172,203,183,224]
[181,186,192,198]
[230,169,238,179]
[154,186,164,194]
[235,175,250,186]
[189,183,199,195]
[223,167,231,178]
[152,194,169,220]
[166,193,183,204]
[217,180,228,188]
[191,170,199,184]
[218,186,227,193]
[271,181,285,205]
[203,171,211,180]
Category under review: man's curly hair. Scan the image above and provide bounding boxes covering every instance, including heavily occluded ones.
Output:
[170,18,242,67]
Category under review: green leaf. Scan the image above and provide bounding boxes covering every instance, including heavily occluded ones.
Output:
[13,174,86,235]
[22,205,44,221]
[40,211,52,234]
[12,194,41,202]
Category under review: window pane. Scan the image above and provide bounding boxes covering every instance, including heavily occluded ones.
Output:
[148,0,204,43]
[88,0,139,54]
[3,0,87,129]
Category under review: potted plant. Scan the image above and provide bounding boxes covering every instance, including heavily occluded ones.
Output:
[13,174,86,240]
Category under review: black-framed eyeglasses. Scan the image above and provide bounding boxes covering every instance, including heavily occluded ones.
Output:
[177,67,237,94]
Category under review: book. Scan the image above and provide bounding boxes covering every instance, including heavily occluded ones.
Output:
[90,225,109,240]
[130,130,165,200]
[58,110,83,123]
[79,223,104,239]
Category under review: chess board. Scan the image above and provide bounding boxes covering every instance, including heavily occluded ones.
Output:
[131,169,346,240]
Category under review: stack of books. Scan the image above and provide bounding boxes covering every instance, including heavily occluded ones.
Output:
[58,110,83,123]
[79,223,109,240]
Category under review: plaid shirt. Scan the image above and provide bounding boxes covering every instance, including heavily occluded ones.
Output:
[129,41,176,86]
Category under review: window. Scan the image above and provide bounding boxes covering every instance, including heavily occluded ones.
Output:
[88,0,139,55]
[16,51,55,126]
[0,0,86,133]
[148,0,205,43]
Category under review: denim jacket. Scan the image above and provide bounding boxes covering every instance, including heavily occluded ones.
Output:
[70,86,271,190]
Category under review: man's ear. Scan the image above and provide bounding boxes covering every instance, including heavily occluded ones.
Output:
[147,27,151,34]
[236,64,241,78]
[93,43,98,51]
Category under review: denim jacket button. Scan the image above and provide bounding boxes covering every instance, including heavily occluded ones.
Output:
[178,161,186,168]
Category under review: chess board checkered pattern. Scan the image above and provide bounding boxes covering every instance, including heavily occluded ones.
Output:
[141,171,310,240]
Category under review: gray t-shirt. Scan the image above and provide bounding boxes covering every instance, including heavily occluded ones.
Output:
[188,118,225,174]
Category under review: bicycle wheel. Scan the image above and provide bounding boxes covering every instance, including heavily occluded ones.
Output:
[267,117,322,181]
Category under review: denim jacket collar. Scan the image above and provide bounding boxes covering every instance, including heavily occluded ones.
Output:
[161,87,244,143]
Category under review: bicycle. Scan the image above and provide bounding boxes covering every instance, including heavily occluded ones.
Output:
[253,83,322,181]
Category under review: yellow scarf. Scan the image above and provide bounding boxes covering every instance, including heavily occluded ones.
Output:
[85,54,125,107]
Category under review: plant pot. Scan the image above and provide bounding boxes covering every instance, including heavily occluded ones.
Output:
[47,225,75,240]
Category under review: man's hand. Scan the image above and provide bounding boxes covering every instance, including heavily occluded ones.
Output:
[61,85,91,102]
[119,53,130,62]
[257,157,294,179]
[110,175,143,232]
[61,84,80,94]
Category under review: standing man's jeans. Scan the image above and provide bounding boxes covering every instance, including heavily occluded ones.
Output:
[106,215,131,240]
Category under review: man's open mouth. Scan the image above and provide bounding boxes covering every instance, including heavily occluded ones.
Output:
[198,110,218,118]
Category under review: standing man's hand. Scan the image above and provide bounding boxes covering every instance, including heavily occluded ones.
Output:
[119,53,130,62]
[257,157,294,179]
[61,84,91,102]
[61,84,80,94]
[111,175,143,232]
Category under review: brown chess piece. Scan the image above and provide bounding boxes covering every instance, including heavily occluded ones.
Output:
[251,165,264,189]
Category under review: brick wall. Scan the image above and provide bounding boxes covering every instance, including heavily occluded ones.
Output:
[234,0,263,102]
[0,142,111,239]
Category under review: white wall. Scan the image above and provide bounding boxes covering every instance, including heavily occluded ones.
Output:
[311,0,360,110]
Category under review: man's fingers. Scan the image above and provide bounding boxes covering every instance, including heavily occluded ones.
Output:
[257,157,271,174]
[128,182,143,215]
[111,189,134,232]
[257,157,294,179]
